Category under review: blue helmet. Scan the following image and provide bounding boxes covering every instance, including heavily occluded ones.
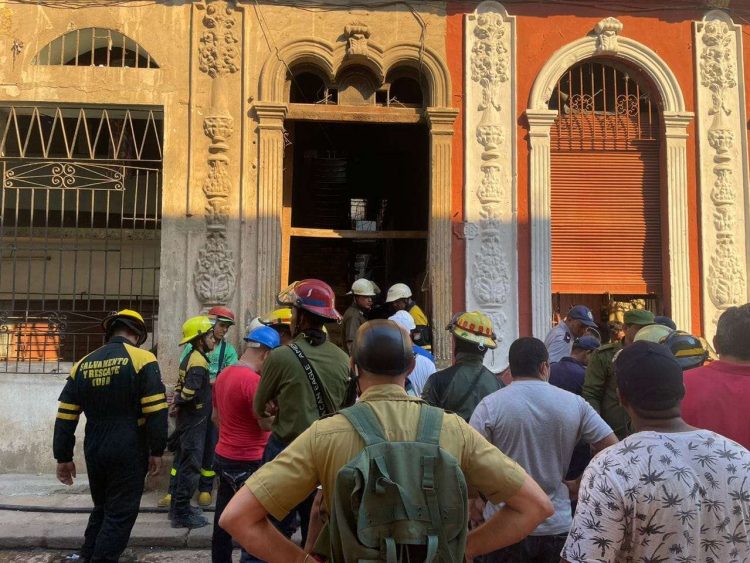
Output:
[244,325,281,350]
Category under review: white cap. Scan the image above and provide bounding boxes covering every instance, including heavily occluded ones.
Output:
[347,278,378,297]
[248,316,265,331]
[389,310,416,332]
[385,283,412,303]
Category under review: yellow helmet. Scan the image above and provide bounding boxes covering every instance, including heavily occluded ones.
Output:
[179,315,214,346]
[449,311,497,350]
[102,309,147,345]
[260,308,293,327]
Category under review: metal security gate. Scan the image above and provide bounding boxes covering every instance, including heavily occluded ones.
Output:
[0,105,163,373]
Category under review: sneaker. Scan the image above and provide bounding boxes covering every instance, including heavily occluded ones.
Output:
[197,491,212,507]
[157,493,172,507]
[171,512,209,529]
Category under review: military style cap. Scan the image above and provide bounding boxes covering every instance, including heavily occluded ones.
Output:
[623,309,655,326]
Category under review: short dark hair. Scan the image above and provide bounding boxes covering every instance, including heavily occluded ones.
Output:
[454,337,487,357]
[508,337,548,377]
[715,304,750,360]
[298,308,328,328]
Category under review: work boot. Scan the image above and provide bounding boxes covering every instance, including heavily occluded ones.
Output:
[197,491,212,507]
[171,511,209,529]
[157,492,171,507]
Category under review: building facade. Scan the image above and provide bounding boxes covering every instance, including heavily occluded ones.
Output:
[0,0,748,470]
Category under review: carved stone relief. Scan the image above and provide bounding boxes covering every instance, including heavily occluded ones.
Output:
[695,11,749,335]
[594,17,623,53]
[465,1,517,369]
[344,22,370,58]
[193,0,239,306]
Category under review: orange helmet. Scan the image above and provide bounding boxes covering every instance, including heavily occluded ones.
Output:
[207,306,235,325]
[277,279,341,322]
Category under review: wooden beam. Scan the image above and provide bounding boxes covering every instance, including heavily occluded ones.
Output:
[285,104,423,124]
[290,228,427,240]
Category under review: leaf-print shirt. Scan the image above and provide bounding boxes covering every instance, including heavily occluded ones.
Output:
[562,430,750,563]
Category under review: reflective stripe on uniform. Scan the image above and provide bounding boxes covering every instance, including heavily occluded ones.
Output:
[170,467,177,476]
[140,393,166,404]
[181,388,195,396]
[58,402,81,412]
[142,402,168,414]
[56,412,80,421]
[200,468,216,478]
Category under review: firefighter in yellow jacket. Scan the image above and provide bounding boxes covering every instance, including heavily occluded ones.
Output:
[53,309,167,562]
[170,315,216,529]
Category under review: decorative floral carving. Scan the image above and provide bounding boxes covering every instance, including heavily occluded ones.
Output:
[471,13,507,113]
[594,17,623,53]
[698,15,746,320]
[194,231,237,305]
[344,22,370,58]
[199,1,239,78]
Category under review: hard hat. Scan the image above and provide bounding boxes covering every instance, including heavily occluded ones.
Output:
[633,323,673,344]
[389,310,416,332]
[663,330,708,370]
[207,306,235,325]
[179,315,214,346]
[449,311,497,350]
[347,278,378,297]
[353,319,415,376]
[248,317,265,331]
[277,279,342,322]
[102,309,148,346]
[260,308,293,327]
[385,283,412,304]
[244,325,281,350]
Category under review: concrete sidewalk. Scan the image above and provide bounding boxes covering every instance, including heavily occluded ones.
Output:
[0,474,213,550]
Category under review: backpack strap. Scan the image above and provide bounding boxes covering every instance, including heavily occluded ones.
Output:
[416,404,443,445]
[339,403,386,447]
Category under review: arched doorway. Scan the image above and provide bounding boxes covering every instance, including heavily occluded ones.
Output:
[549,60,663,336]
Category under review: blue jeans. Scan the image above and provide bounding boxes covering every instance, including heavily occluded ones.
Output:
[484,533,568,563]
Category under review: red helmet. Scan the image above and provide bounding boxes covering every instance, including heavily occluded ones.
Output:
[207,306,235,325]
[277,279,342,322]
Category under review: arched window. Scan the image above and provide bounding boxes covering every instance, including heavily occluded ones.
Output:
[289,69,335,104]
[385,67,425,107]
[34,28,159,69]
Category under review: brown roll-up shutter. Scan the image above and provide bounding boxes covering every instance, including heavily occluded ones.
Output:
[550,144,662,295]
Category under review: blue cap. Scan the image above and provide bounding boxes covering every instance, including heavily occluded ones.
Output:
[573,335,600,351]
[567,305,598,328]
[244,326,281,349]
[654,316,677,331]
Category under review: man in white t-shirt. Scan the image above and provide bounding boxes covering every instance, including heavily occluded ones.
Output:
[471,337,617,562]
[562,340,750,563]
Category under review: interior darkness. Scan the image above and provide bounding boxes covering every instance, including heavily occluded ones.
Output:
[287,121,429,322]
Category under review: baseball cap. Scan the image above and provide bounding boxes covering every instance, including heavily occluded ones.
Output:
[615,341,684,411]
[572,335,600,351]
[623,309,655,326]
[567,305,598,328]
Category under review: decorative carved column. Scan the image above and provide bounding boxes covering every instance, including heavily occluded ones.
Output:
[254,102,287,315]
[193,0,239,306]
[464,1,517,369]
[526,109,557,339]
[694,10,749,337]
[426,107,459,365]
[663,112,694,331]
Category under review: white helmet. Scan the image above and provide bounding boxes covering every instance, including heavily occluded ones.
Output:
[385,283,412,304]
[348,278,378,297]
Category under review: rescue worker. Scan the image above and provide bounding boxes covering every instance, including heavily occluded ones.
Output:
[253,279,351,544]
[544,305,599,363]
[581,308,654,439]
[53,309,167,562]
[421,311,502,422]
[384,282,432,350]
[219,320,554,562]
[260,307,294,345]
[159,306,238,508]
[170,315,216,529]
[341,278,378,354]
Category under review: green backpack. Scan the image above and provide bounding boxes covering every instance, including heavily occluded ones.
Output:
[327,402,468,562]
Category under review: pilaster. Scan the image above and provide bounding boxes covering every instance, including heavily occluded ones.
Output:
[464,1,517,369]
[426,107,458,365]
[694,10,749,338]
[254,102,288,315]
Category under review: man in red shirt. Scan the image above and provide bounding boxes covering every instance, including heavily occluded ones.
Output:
[211,325,281,563]
[682,303,750,449]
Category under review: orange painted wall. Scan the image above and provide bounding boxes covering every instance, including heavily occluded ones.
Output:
[446,2,714,335]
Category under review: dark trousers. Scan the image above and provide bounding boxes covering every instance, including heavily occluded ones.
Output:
[81,435,147,562]
[172,414,208,516]
[199,418,218,493]
[262,434,316,544]
[484,533,568,563]
[212,454,264,563]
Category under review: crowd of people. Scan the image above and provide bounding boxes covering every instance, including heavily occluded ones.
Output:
[51,278,750,563]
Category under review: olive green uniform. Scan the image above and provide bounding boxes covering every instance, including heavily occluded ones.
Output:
[581,341,629,439]
[341,304,367,355]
